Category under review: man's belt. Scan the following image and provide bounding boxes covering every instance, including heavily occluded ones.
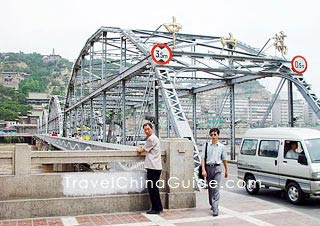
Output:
[206,163,221,167]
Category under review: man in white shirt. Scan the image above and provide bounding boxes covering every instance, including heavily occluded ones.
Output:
[285,141,299,159]
[137,123,163,214]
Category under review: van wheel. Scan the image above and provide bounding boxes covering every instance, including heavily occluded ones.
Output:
[286,182,305,204]
[245,175,260,195]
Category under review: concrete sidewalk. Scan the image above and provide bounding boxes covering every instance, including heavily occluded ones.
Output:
[1,190,319,226]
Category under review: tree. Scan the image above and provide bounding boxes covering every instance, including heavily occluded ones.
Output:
[0,85,32,120]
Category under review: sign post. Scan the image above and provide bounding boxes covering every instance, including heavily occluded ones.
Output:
[151,43,172,65]
[291,55,307,74]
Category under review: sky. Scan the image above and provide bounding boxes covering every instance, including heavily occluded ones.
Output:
[1,0,320,96]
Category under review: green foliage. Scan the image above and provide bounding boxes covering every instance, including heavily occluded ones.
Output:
[0,52,73,120]
[0,85,32,120]
[0,85,26,102]
[0,52,71,76]
[51,89,61,95]
[19,76,49,94]
[0,52,72,95]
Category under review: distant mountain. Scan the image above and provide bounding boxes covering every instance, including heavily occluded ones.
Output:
[200,80,271,99]
[235,81,271,97]
[0,52,72,96]
[0,52,73,120]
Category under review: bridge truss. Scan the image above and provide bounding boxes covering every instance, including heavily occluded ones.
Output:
[54,26,320,180]
[39,96,65,135]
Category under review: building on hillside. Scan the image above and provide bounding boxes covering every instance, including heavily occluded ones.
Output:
[5,121,17,127]
[0,117,37,135]
[42,48,61,63]
[18,116,29,124]
[0,72,30,90]
[26,92,50,110]
[9,124,37,134]
[0,121,6,130]
[0,120,17,134]
[28,111,43,124]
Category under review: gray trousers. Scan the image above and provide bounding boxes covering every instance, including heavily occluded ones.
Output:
[205,165,222,213]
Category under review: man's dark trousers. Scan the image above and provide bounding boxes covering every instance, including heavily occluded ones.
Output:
[146,169,163,211]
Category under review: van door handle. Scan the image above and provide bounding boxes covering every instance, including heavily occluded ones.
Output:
[283,160,287,163]
[275,160,277,166]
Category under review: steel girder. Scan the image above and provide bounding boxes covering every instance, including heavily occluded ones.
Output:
[38,110,48,134]
[47,96,64,135]
[60,27,320,177]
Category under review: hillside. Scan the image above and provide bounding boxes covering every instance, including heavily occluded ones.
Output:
[0,52,72,120]
[0,52,72,95]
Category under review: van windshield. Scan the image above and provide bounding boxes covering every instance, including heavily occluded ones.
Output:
[304,139,320,163]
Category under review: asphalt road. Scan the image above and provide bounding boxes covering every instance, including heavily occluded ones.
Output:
[218,164,320,220]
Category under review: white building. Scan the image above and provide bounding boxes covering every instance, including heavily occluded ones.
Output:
[304,102,320,126]
[272,99,305,126]
[209,96,272,126]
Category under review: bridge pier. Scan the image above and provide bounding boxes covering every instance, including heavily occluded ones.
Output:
[162,138,196,209]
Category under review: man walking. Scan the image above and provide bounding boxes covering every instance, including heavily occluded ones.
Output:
[137,122,163,214]
[201,128,228,216]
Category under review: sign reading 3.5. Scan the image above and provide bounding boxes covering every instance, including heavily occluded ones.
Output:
[151,43,172,65]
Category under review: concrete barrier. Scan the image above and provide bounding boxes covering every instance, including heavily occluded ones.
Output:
[0,139,196,219]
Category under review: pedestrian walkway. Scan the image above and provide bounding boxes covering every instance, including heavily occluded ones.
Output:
[1,190,319,226]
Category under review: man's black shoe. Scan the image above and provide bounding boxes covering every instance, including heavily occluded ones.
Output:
[146,210,161,214]
[212,212,219,217]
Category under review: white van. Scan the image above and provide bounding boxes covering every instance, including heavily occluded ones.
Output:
[237,128,320,204]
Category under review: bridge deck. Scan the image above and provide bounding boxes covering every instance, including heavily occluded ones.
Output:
[1,190,317,225]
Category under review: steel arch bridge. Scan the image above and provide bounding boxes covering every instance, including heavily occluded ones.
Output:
[38,109,48,134]
[41,95,65,135]
[42,26,320,179]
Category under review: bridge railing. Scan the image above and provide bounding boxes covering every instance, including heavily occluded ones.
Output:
[34,134,136,151]
[0,139,196,219]
[0,143,162,175]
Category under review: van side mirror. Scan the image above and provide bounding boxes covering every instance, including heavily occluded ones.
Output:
[298,155,308,165]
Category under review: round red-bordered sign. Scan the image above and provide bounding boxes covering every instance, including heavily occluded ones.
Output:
[291,55,307,74]
[151,43,172,65]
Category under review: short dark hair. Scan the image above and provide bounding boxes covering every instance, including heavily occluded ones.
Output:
[209,128,220,135]
[290,141,298,146]
[143,122,153,129]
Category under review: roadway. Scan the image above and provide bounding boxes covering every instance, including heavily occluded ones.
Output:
[220,163,320,220]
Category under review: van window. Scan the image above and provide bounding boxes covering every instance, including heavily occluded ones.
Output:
[258,140,279,158]
[284,140,304,159]
[305,139,320,163]
[240,139,258,155]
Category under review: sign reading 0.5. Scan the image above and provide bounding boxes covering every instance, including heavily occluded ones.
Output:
[151,43,173,65]
[291,55,307,74]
